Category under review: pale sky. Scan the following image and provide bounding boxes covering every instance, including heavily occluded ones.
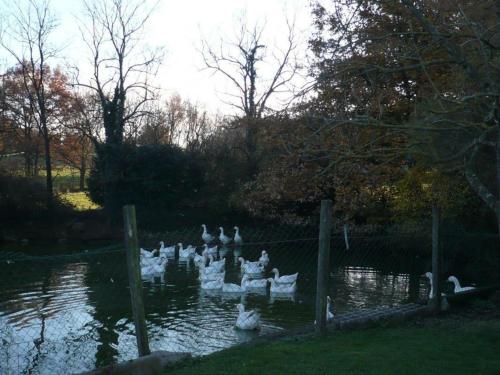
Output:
[1,0,314,114]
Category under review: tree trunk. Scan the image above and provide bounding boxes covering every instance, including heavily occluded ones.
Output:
[34,146,39,177]
[496,114,500,237]
[79,160,86,191]
[42,130,53,213]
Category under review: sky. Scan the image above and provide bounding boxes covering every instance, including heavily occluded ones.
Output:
[0,0,314,114]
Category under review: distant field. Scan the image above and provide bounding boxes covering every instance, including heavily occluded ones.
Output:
[60,191,100,211]
[41,167,88,191]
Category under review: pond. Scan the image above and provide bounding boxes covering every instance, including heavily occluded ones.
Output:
[0,238,441,375]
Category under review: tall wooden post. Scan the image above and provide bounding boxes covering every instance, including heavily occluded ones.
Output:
[315,200,332,335]
[123,205,151,356]
[431,204,442,313]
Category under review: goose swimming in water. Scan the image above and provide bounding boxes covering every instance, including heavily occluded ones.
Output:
[140,248,157,258]
[447,276,475,293]
[258,250,269,266]
[271,268,298,284]
[222,276,247,293]
[267,278,297,294]
[235,303,260,330]
[203,244,218,257]
[158,242,175,257]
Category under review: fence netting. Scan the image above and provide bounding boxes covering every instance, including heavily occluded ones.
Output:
[1,224,498,374]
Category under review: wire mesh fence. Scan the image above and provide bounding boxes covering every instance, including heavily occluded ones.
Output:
[1,214,499,374]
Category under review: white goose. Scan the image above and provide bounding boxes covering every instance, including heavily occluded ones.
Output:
[178,243,196,259]
[219,227,232,245]
[268,278,297,294]
[159,242,175,257]
[200,262,224,275]
[238,257,264,275]
[140,256,159,267]
[141,258,167,276]
[208,255,225,271]
[234,226,243,245]
[424,272,448,299]
[271,268,298,284]
[201,224,214,244]
[258,250,269,266]
[242,275,267,289]
[222,277,247,293]
[447,276,475,293]
[326,296,334,322]
[235,304,260,330]
[203,244,218,257]
[140,248,157,258]
[194,250,208,267]
[315,296,334,324]
[200,271,225,282]
[201,278,223,290]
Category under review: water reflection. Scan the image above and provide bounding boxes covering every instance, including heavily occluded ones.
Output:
[1,243,426,375]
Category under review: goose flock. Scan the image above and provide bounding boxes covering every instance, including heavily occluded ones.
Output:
[139,225,301,330]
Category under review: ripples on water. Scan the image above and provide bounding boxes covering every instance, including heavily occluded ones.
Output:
[0,245,425,374]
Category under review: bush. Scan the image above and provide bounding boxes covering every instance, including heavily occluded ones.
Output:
[0,173,70,224]
[88,143,203,220]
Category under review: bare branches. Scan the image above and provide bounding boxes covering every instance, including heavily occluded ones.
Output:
[74,0,163,145]
[200,16,301,119]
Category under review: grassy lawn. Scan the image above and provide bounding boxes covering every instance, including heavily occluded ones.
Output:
[165,317,500,375]
[60,191,100,210]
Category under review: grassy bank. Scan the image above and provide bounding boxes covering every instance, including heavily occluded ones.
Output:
[165,312,500,375]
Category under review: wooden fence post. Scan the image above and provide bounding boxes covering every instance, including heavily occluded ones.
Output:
[315,199,333,335]
[123,205,151,356]
[431,204,442,313]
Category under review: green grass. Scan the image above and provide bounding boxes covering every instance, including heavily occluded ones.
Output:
[60,191,100,211]
[165,319,500,375]
[40,166,88,191]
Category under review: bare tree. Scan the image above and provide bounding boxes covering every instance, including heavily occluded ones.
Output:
[201,18,300,119]
[201,17,301,171]
[74,0,162,212]
[0,0,59,212]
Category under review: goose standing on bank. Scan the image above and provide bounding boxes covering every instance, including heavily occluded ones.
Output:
[235,304,260,330]
[201,224,214,244]
[425,272,445,299]
[271,268,298,284]
[326,296,334,322]
[234,226,243,246]
[447,276,475,293]
[219,227,232,246]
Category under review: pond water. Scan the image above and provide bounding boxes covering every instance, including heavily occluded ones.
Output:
[0,239,432,375]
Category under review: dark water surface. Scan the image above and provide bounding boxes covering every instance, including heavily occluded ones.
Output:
[0,239,432,375]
